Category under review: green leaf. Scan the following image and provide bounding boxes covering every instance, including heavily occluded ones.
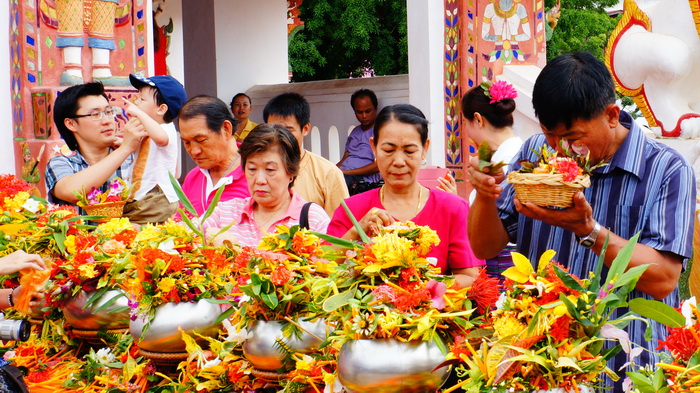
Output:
[629,298,684,327]
[606,232,639,284]
[177,209,204,238]
[310,231,357,249]
[433,334,448,355]
[322,286,357,312]
[590,233,610,292]
[212,306,236,326]
[84,287,109,309]
[261,292,279,309]
[341,200,370,243]
[200,183,227,225]
[614,264,648,292]
[552,263,584,292]
[169,172,197,217]
[625,371,655,393]
[92,292,125,313]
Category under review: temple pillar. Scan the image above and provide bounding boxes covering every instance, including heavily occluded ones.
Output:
[407,0,446,167]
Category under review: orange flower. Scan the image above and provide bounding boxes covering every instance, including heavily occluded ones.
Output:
[271,266,293,285]
[467,268,501,314]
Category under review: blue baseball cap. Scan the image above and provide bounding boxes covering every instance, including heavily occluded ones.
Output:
[129,74,187,119]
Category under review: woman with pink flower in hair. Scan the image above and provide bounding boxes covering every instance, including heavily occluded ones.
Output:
[461,80,522,288]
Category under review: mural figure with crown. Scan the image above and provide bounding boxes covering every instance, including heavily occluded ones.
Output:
[605,0,700,138]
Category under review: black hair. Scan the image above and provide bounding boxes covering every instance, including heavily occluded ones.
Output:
[351,88,378,110]
[532,51,616,130]
[141,85,173,123]
[239,123,301,189]
[262,92,310,128]
[461,85,515,128]
[54,82,109,152]
[230,93,252,109]
[374,104,429,146]
[179,95,239,135]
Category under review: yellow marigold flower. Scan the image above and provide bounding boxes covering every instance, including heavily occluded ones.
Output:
[65,235,77,255]
[4,192,29,212]
[133,224,162,245]
[189,270,206,284]
[493,313,527,339]
[158,277,177,293]
[78,263,99,279]
[294,354,314,371]
[97,218,133,236]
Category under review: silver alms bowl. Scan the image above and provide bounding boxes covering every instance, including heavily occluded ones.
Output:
[337,339,449,393]
[130,300,222,352]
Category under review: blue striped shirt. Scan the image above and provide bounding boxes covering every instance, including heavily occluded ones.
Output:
[497,111,696,391]
[45,150,133,215]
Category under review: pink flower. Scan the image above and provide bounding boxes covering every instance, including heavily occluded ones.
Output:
[372,284,397,303]
[426,279,447,309]
[488,80,518,103]
[548,157,582,182]
[256,250,290,262]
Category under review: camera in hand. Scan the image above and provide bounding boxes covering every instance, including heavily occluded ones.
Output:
[0,313,29,342]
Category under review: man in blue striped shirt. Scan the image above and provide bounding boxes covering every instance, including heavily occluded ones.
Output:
[468,52,696,391]
[45,82,147,214]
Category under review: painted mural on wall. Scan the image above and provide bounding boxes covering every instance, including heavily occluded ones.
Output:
[605,0,700,138]
[444,0,545,196]
[10,0,149,193]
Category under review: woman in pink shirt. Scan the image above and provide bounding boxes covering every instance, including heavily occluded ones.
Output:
[203,124,329,247]
[327,104,484,288]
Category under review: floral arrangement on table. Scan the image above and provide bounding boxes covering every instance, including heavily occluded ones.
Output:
[122,221,238,328]
[445,234,648,393]
[45,218,138,313]
[72,176,131,220]
[624,297,700,393]
[320,221,498,349]
[165,321,268,393]
[221,225,340,330]
[4,333,153,392]
[507,141,606,207]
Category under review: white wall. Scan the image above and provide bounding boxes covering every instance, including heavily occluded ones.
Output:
[214,0,289,110]
[0,4,14,174]
[407,0,445,167]
[247,75,410,160]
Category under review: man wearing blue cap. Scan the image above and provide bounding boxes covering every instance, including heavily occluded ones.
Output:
[121,74,187,224]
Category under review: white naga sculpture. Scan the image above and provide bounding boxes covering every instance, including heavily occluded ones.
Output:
[605,0,700,138]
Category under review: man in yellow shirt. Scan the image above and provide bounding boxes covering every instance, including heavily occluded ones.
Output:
[230,93,257,141]
[263,93,349,216]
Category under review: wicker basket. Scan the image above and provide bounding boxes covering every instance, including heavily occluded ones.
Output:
[80,200,126,222]
[507,172,590,208]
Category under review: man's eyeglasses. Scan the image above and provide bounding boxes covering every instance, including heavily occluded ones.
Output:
[71,107,120,121]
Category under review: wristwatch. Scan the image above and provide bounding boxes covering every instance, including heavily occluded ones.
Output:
[578,221,601,248]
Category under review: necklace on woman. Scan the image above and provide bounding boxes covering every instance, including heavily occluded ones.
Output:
[380,185,423,218]
[255,194,291,231]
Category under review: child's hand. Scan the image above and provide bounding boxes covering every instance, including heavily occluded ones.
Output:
[122,97,144,118]
[437,172,457,194]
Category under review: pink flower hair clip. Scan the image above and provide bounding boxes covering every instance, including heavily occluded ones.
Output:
[480,80,518,103]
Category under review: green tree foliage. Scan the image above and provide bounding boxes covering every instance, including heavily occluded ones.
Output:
[289,0,408,82]
[546,0,621,62]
